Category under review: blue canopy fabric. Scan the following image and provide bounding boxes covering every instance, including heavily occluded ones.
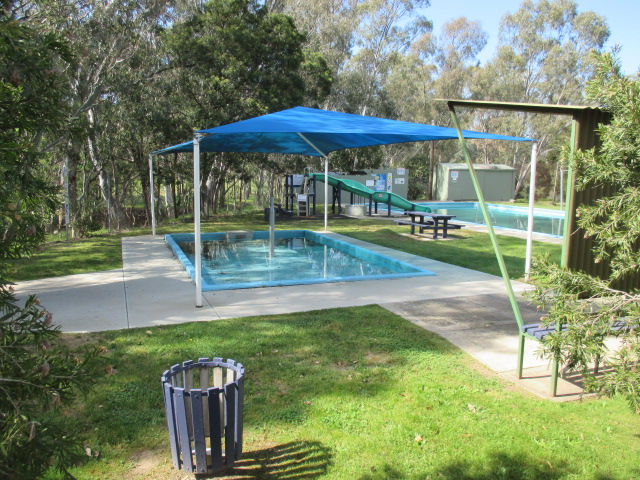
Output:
[152,106,532,156]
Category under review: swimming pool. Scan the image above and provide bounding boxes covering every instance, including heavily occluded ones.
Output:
[415,202,564,237]
[165,230,435,291]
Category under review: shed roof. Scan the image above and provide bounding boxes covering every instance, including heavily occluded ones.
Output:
[439,163,514,171]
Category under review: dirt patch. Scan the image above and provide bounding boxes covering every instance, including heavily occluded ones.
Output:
[59,332,100,350]
[124,449,185,480]
[364,352,393,365]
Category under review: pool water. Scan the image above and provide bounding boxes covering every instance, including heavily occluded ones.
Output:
[416,202,564,237]
[165,230,435,291]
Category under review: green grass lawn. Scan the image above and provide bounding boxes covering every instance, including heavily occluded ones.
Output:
[48,306,640,479]
[20,213,597,479]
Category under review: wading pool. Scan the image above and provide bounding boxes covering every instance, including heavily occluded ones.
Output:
[165,230,435,291]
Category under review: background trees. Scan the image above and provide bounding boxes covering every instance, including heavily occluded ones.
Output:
[1,0,617,231]
[1,5,103,477]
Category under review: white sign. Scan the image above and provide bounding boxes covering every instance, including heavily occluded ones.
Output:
[451,171,459,183]
[387,173,393,192]
[366,180,375,187]
[292,174,304,187]
[395,178,405,185]
[397,168,406,175]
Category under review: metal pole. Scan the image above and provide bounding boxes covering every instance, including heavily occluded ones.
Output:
[194,134,203,308]
[561,120,578,267]
[559,167,564,213]
[448,103,524,330]
[296,133,330,231]
[269,196,275,258]
[148,154,156,236]
[525,142,538,280]
[324,157,328,231]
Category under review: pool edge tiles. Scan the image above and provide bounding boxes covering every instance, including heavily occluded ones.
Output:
[165,230,436,291]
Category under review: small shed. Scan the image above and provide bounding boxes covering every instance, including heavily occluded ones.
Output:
[433,163,515,201]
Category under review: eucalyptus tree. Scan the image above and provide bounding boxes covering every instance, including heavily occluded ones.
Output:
[265,0,363,78]
[381,17,488,198]
[162,0,331,213]
[27,0,174,233]
[1,5,105,477]
[472,0,609,198]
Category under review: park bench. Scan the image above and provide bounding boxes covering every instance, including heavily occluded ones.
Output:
[518,318,630,394]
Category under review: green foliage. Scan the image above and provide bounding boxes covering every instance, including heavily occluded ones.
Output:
[0,285,105,479]
[0,5,106,477]
[0,8,69,272]
[528,53,640,413]
[163,0,314,128]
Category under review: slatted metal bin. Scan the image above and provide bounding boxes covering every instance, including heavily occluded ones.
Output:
[161,358,244,474]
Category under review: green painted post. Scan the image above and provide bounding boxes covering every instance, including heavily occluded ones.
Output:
[448,104,536,380]
[560,119,577,267]
[448,104,525,331]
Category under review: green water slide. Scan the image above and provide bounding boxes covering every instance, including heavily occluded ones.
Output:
[308,173,431,213]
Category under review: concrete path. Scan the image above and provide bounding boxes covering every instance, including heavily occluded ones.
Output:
[14,233,585,400]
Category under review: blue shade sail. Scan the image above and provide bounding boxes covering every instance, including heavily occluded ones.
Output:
[152,106,532,156]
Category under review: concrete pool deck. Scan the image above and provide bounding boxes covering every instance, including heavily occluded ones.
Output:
[14,233,588,401]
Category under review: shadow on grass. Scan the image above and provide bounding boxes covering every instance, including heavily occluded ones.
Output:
[358,451,618,480]
[200,441,332,479]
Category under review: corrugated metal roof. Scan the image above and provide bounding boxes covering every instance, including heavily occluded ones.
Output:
[439,163,514,171]
[442,99,598,117]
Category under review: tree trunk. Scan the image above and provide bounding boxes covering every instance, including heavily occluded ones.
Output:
[513,161,531,200]
[65,142,80,238]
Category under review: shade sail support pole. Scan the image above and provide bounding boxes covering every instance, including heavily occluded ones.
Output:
[149,154,156,236]
[525,142,538,280]
[448,104,524,331]
[297,133,330,231]
[194,133,203,308]
[269,196,275,258]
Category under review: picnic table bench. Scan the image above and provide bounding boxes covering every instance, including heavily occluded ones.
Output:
[395,211,464,239]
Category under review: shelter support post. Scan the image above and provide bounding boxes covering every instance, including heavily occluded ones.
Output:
[448,103,526,367]
[296,133,330,231]
[524,142,539,280]
[269,196,275,258]
[194,134,203,308]
[149,154,156,236]
[324,157,328,230]
[561,120,578,267]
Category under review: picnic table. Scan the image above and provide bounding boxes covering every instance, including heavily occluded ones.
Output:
[394,210,463,239]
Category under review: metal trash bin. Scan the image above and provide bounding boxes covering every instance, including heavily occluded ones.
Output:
[161,357,244,474]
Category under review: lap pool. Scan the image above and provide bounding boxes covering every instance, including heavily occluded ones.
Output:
[165,230,435,291]
[415,202,564,237]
